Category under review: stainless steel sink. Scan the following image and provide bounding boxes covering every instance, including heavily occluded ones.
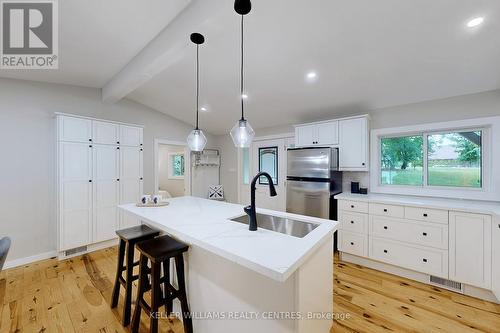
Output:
[230,213,319,238]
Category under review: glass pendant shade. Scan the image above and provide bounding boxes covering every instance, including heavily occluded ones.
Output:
[187,128,207,152]
[230,119,255,148]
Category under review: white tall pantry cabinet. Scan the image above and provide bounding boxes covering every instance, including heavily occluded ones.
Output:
[57,114,143,256]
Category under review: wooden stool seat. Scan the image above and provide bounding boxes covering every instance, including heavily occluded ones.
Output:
[111,225,160,326]
[131,235,193,333]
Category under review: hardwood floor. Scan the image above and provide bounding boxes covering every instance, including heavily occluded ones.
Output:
[0,247,499,332]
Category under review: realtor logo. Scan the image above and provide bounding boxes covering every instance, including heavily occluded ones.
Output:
[1,0,58,69]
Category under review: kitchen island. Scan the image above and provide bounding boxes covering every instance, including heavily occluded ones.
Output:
[120,196,337,333]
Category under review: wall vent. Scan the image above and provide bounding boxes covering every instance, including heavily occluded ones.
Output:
[65,246,88,257]
[430,276,463,293]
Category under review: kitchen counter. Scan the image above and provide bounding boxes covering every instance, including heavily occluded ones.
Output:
[119,196,337,333]
[334,192,500,217]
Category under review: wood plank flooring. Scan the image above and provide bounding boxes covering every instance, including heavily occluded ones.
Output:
[0,247,499,333]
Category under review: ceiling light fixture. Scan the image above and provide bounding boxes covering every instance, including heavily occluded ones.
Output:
[230,0,255,148]
[306,71,318,81]
[201,106,208,112]
[467,17,484,28]
[186,33,208,152]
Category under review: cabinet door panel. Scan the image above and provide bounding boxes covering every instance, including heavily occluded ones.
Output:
[492,217,500,300]
[59,142,92,250]
[339,117,368,170]
[449,212,492,289]
[295,125,316,147]
[120,146,143,227]
[93,145,119,242]
[316,121,338,145]
[119,125,143,147]
[93,121,118,145]
[58,116,91,143]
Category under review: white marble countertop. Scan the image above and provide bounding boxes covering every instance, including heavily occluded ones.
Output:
[334,192,500,217]
[119,196,337,282]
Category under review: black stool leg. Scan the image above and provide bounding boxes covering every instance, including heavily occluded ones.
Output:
[163,259,173,317]
[122,241,135,326]
[111,239,126,308]
[150,261,161,333]
[131,255,148,333]
[175,254,193,333]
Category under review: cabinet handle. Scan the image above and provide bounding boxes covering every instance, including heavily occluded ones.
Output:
[422,232,427,236]
[423,213,428,217]
[140,149,143,152]
[383,226,388,230]
[350,221,354,224]
[362,162,365,166]
[140,143,143,146]
[383,250,388,253]
[117,147,120,150]
[351,205,355,208]
[117,141,120,144]
[89,180,92,183]
[140,178,143,181]
[383,208,388,212]
[350,242,354,245]
[89,145,92,148]
[423,258,428,263]
[89,139,92,142]
[117,179,120,181]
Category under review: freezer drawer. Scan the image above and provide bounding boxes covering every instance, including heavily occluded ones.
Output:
[286,180,330,219]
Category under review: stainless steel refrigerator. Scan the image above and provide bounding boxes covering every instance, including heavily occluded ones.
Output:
[286,147,342,220]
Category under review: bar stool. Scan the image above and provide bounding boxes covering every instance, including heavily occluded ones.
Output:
[131,235,193,333]
[111,225,160,326]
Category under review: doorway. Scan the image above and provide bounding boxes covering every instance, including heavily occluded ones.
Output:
[154,139,190,198]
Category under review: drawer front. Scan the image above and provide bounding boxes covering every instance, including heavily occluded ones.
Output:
[339,200,368,213]
[405,206,448,224]
[369,237,448,278]
[369,203,404,218]
[370,216,448,249]
[340,211,368,234]
[339,230,367,257]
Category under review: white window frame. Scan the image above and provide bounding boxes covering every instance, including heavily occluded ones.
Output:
[168,152,185,180]
[370,116,500,201]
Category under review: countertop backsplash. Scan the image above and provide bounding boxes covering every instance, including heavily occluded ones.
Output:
[342,171,370,193]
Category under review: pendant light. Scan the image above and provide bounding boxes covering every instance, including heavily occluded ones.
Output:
[230,0,255,148]
[187,33,208,152]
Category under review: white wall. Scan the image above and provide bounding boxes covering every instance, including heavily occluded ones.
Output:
[216,89,500,204]
[158,144,186,197]
[0,78,214,262]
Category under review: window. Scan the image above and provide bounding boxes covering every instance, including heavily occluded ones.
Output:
[380,130,482,188]
[258,146,278,185]
[168,153,185,179]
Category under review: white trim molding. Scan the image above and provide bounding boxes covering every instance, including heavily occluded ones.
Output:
[4,251,58,270]
[370,116,500,202]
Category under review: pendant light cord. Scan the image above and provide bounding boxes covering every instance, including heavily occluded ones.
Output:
[196,44,200,130]
[240,14,245,121]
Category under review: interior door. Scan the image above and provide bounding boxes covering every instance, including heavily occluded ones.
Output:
[120,146,143,227]
[59,142,92,250]
[93,145,119,242]
[251,138,286,211]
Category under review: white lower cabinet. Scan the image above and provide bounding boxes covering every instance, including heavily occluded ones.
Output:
[449,211,492,289]
[369,237,448,278]
[492,217,500,299]
[338,230,368,257]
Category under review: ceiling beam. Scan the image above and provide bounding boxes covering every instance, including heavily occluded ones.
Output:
[102,0,225,104]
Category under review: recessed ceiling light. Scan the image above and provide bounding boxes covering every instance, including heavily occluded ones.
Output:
[467,17,484,28]
[307,71,317,79]
[242,94,248,99]
[200,106,208,112]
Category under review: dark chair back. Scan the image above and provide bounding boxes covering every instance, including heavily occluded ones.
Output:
[0,237,12,272]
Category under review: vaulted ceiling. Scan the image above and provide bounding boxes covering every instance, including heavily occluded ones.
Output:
[1,0,499,134]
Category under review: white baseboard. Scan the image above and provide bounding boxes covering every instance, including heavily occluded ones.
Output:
[4,250,58,270]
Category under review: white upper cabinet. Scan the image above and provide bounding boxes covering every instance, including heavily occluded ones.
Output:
[58,116,92,143]
[295,121,338,147]
[449,211,492,289]
[339,117,368,171]
[92,121,119,145]
[119,125,143,147]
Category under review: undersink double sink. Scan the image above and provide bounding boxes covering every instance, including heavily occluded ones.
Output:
[229,213,319,238]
